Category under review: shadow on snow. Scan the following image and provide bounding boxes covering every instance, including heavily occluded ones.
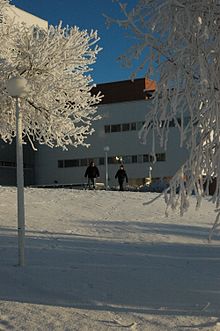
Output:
[0,224,220,317]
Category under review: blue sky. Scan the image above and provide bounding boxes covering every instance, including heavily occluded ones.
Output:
[10,0,139,84]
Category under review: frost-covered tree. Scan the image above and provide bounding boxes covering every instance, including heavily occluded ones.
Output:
[0,0,102,266]
[0,0,102,149]
[108,0,220,219]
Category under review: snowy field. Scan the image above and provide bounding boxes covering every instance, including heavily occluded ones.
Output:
[1,186,220,331]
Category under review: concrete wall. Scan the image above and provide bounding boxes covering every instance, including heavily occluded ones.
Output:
[34,99,188,187]
[6,6,48,29]
[0,140,35,186]
[0,6,47,186]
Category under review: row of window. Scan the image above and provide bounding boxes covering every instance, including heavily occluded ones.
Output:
[58,153,166,168]
[0,161,32,168]
[104,122,144,133]
[0,161,16,167]
[104,119,182,134]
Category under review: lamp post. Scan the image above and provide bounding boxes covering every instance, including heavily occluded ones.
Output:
[6,76,28,267]
[149,166,152,183]
[104,146,110,190]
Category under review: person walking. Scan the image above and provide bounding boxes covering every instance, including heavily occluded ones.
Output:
[115,164,128,191]
[84,161,100,189]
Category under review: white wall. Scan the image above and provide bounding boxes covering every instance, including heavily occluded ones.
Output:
[34,99,188,186]
[6,6,48,29]
[0,5,47,186]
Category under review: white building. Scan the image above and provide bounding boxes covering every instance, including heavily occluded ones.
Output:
[34,78,188,188]
[0,5,47,186]
[0,7,188,188]
[5,5,48,29]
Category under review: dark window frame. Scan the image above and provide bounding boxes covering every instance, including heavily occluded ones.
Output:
[156,153,166,162]
[130,122,137,131]
[132,155,138,163]
[143,154,149,163]
[80,158,88,167]
[64,159,80,168]
[58,160,64,168]
[122,123,130,131]
[111,124,121,133]
[104,125,111,133]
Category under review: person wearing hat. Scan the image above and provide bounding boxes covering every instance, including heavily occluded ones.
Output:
[115,164,128,191]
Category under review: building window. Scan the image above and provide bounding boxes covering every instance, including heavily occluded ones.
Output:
[137,155,143,163]
[123,155,132,164]
[108,156,118,164]
[99,157,104,165]
[104,119,181,135]
[0,161,16,167]
[73,160,80,167]
[122,123,130,131]
[184,116,190,126]
[156,153,166,161]
[132,155,137,163]
[177,118,181,126]
[143,154,149,162]
[58,153,166,169]
[169,118,181,127]
[64,159,80,167]
[137,121,145,130]
[104,125,110,133]
[169,119,175,127]
[130,122,137,131]
[159,120,166,128]
[80,159,88,167]
[111,124,121,132]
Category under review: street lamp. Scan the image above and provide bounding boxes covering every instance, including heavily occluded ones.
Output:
[115,156,123,163]
[149,166,153,183]
[104,146,110,190]
[6,76,28,267]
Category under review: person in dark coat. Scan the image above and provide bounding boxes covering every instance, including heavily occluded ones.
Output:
[115,164,128,191]
[84,161,100,189]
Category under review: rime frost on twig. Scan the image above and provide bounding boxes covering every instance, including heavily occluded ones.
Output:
[110,1,220,221]
[0,1,102,149]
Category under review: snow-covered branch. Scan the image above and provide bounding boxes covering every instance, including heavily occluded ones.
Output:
[110,0,220,213]
[0,2,102,148]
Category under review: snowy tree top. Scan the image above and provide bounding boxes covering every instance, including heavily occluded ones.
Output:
[0,1,103,149]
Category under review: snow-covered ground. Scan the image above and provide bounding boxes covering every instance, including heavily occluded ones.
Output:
[0,186,220,331]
